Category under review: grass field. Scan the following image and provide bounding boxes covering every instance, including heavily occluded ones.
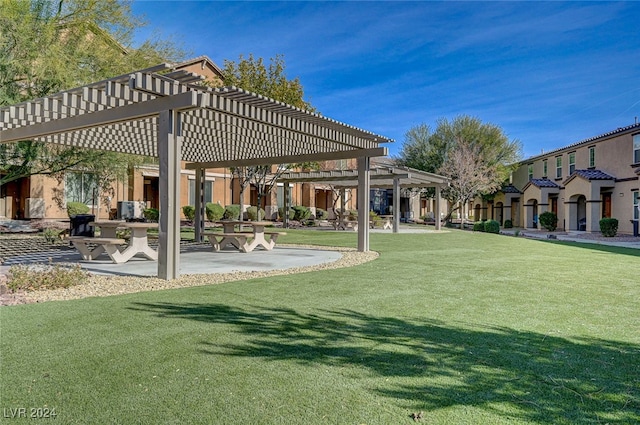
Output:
[1,229,638,424]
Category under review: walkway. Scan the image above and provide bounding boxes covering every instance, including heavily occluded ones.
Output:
[501,228,640,249]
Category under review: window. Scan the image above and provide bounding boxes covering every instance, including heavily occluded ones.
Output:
[66,172,98,205]
[588,146,595,168]
[568,152,576,175]
[543,159,548,177]
[527,164,533,181]
[555,156,562,179]
[634,191,639,220]
[188,179,213,205]
[634,134,640,164]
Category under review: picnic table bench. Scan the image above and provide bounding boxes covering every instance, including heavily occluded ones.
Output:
[68,221,158,263]
[204,221,286,252]
[328,219,358,231]
[68,236,127,263]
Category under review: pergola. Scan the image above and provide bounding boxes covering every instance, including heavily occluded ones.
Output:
[279,166,449,232]
[0,64,391,279]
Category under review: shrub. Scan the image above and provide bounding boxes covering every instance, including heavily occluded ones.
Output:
[182,205,195,221]
[473,221,485,232]
[503,219,513,229]
[7,263,88,292]
[316,208,328,220]
[484,220,500,234]
[278,207,295,221]
[348,210,358,221]
[539,211,558,231]
[66,202,89,217]
[42,228,61,244]
[600,217,618,237]
[143,208,159,222]
[369,211,382,227]
[292,206,311,221]
[223,204,241,220]
[246,206,266,221]
[205,203,224,221]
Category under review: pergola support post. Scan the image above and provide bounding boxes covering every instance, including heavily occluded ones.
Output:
[357,156,370,251]
[393,177,400,233]
[158,109,182,280]
[435,185,442,231]
[283,183,291,229]
[194,167,206,243]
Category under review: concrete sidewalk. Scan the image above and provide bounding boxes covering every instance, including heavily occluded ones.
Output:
[0,242,343,277]
[501,228,640,249]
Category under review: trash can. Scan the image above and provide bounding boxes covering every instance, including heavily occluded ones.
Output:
[70,214,95,237]
[632,220,639,237]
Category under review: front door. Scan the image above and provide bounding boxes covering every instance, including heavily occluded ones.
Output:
[602,193,612,218]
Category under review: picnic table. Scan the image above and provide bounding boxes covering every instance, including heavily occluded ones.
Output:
[69,221,158,263]
[329,211,358,231]
[379,215,393,230]
[203,221,286,253]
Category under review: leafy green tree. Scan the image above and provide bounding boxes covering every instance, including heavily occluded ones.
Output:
[396,115,522,220]
[395,123,448,173]
[0,0,183,186]
[221,54,314,111]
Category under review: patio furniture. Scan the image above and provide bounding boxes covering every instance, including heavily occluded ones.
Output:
[379,215,393,230]
[70,221,158,263]
[204,221,286,252]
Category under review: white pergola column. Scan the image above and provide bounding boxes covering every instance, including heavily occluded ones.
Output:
[357,156,370,252]
[194,167,206,243]
[158,110,182,280]
[393,177,400,233]
[435,185,442,230]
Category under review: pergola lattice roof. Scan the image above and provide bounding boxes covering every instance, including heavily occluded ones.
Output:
[0,62,393,279]
[279,166,449,188]
[0,63,391,166]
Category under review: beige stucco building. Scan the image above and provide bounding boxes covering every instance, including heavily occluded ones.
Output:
[474,122,640,235]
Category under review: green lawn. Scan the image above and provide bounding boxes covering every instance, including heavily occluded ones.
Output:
[1,229,638,424]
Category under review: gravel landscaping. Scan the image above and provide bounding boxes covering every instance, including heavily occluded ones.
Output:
[0,244,378,306]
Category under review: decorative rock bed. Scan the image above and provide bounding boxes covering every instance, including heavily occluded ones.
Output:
[0,245,379,306]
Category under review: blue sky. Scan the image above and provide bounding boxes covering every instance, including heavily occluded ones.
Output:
[130,1,640,159]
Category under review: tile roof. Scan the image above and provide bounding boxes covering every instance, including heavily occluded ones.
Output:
[573,169,615,180]
[500,184,522,194]
[529,178,560,188]
[563,169,615,185]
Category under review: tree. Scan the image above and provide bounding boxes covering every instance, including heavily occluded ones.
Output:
[438,139,502,223]
[396,115,522,220]
[0,0,183,186]
[221,54,314,111]
[220,54,317,216]
[395,123,448,173]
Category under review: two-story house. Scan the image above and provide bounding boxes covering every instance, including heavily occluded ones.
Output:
[475,122,640,235]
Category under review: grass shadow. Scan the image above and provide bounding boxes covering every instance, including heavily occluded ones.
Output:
[130,302,640,424]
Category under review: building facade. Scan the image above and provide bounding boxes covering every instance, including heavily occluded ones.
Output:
[474,123,640,235]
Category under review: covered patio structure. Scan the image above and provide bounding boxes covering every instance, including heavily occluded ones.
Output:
[0,63,391,279]
[279,166,449,232]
